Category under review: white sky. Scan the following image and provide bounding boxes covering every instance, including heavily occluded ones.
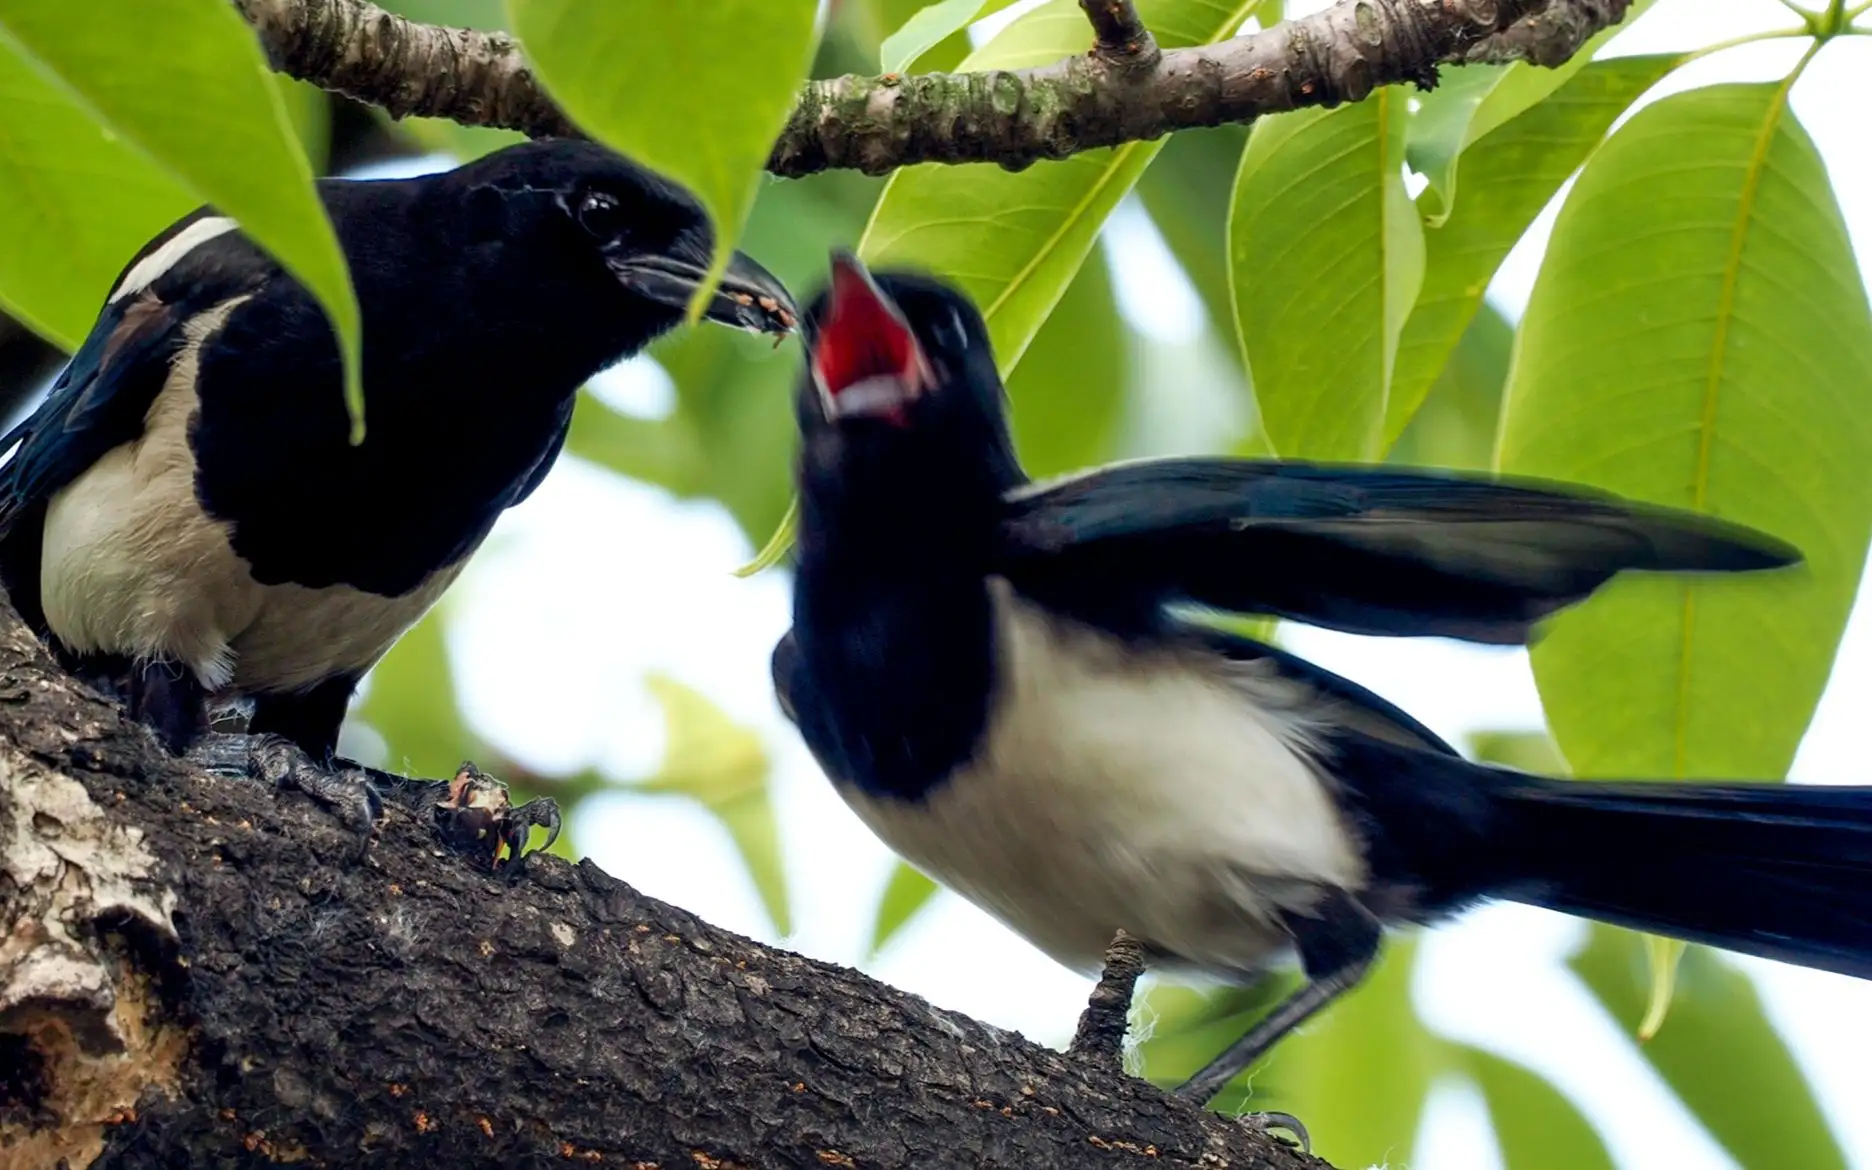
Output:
[347,2,1872,1166]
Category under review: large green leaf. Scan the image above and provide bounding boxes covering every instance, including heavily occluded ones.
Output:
[1571,925,1847,1170]
[634,675,792,937]
[1228,89,1423,460]
[1135,124,1249,345]
[507,0,820,319]
[878,0,1020,73]
[1387,301,1512,473]
[1406,0,1657,223]
[1497,82,1872,783]
[860,0,1263,377]
[0,37,196,347]
[1459,1046,1615,1170]
[1004,251,1126,476]
[1390,54,1680,447]
[0,0,363,434]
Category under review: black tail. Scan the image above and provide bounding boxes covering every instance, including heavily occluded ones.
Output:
[1489,777,1872,978]
[1328,733,1872,980]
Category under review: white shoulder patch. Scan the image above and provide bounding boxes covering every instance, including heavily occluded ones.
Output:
[107,216,240,305]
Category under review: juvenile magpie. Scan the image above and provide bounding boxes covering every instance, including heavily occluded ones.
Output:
[0,139,795,846]
[774,253,1872,1108]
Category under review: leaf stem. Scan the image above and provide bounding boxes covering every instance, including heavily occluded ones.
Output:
[1679,25,1812,66]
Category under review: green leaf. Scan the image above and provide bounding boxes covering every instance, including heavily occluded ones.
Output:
[1390,54,1680,448]
[1132,976,1300,1095]
[0,0,365,438]
[879,0,1019,73]
[1135,124,1249,344]
[1406,0,1657,222]
[1571,924,1848,1170]
[274,76,331,174]
[1496,81,1872,784]
[860,0,1264,377]
[1459,1046,1615,1170]
[1465,729,1566,774]
[1004,250,1126,476]
[634,675,792,937]
[1228,89,1423,460]
[0,37,196,347]
[508,0,820,321]
[356,608,480,780]
[1387,301,1512,473]
[868,862,941,956]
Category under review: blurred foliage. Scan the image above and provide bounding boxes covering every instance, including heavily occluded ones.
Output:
[1,0,1870,1165]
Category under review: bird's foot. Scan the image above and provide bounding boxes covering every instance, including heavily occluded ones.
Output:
[187,732,382,859]
[1237,1111,1310,1154]
[409,761,563,873]
[185,736,562,871]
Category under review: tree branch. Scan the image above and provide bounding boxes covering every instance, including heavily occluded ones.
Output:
[1078,0,1160,72]
[234,0,1629,178]
[0,602,1331,1169]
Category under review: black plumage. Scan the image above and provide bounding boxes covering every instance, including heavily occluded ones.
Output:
[774,253,1872,1108]
[0,139,795,764]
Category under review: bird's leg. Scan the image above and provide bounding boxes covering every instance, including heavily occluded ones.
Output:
[1173,889,1381,1150]
[75,654,210,755]
[248,734,384,860]
[186,733,560,872]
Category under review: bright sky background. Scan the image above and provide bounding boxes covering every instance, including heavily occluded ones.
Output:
[343,2,1872,1166]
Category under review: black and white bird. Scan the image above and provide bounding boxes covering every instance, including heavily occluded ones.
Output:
[0,139,794,807]
[773,253,1872,1106]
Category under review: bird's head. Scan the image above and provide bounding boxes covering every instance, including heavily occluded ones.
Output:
[437,139,796,357]
[796,252,1021,522]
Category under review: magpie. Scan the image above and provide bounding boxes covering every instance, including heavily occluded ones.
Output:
[773,252,1872,1108]
[0,139,795,849]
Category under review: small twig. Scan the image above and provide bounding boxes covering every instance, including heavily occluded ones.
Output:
[1068,930,1147,1066]
[1079,0,1161,71]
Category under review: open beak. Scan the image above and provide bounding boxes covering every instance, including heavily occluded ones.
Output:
[609,249,798,337]
[811,250,930,424]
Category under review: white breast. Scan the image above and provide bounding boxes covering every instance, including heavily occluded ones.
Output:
[836,580,1364,978]
[38,296,463,696]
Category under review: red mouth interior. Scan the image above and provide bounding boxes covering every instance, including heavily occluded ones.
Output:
[812,259,919,400]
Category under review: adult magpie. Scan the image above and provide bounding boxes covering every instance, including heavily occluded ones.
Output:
[0,139,795,851]
[773,253,1872,1108]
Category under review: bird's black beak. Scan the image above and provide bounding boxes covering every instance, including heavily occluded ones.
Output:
[608,248,798,337]
[810,250,931,425]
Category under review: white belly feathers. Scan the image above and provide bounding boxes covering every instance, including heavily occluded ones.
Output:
[38,296,462,696]
[835,580,1366,978]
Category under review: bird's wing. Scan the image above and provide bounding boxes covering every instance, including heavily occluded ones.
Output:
[1183,621,1459,757]
[997,458,1801,645]
[0,212,270,536]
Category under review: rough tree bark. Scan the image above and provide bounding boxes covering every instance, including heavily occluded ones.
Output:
[232,0,1632,176]
[0,598,1325,1169]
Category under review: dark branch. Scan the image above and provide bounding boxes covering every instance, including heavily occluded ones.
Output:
[232,0,1630,178]
[1069,930,1148,1065]
[1079,0,1160,72]
[0,602,1333,1169]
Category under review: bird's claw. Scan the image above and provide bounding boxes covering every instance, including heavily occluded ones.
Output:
[433,761,562,872]
[221,733,383,860]
[1238,1111,1310,1154]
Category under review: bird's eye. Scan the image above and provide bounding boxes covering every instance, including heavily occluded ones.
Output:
[575,190,627,240]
